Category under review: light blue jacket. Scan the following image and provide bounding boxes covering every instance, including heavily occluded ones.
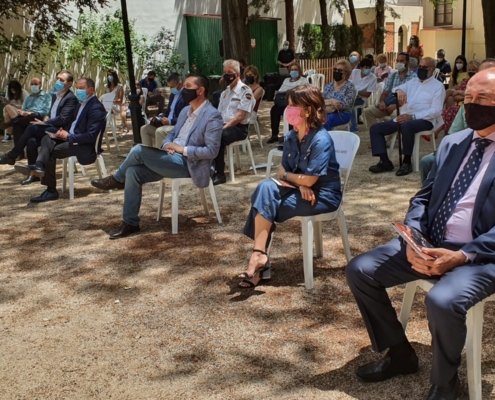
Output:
[162,101,223,188]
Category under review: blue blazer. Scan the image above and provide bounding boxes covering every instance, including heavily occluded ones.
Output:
[162,101,223,188]
[68,96,107,165]
[161,91,188,126]
[48,90,79,131]
[405,128,495,263]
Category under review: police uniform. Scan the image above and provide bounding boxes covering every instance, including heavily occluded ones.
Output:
[214,79,254,177]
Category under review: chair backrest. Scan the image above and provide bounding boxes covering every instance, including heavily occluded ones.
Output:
[283,107,289,134]
[328,130,360,197]
[310,73,325,92]
[303,69,316,77]
[100,93,115,112]
[433,68,440,79]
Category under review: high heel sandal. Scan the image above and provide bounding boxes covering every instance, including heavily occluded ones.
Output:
[238,249,269,288]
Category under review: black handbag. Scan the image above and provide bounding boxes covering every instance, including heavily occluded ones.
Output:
[274,92,287,108]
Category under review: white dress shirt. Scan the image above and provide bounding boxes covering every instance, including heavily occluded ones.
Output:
[218,79,254,124]
[350,69,377,100]
[69,95,95,135]
[50,91,65,120]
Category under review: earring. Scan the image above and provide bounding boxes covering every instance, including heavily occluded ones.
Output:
[305,113,310,117]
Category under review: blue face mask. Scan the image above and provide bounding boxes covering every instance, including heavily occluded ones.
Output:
[31,85,41,94]
[350,55,358,63]
[283,46,289,51]
[53,80,64,92]
[108,76,114,83]
[170,88,179,95]
[379,63,386,68]
[289,71,299,79]
[363,69,371,76]
[76,89,88,102]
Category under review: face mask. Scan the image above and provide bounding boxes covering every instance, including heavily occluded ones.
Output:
[437,58,444,63]
[283,46,289,51]
[11,89,17,94]
[285,106,305,127]
[396,63,406,72]
[148,77,154,82]
[363,69,371,76]
[170,87,179,95]
[136,89,141,94]
[53,80,65,92]
[245,76,255,85]
[456,63,464,70]
[468,71,476,78]
[465,103,495,131]
[333,71,343,82]
[76,89,88,102]
[31,85,40,94]
[181,87,199,103]
[108,76,114,83]
[289,71,299,79]
[223,73,236,85]
[417,68,429,81]
[350,56,358,64]
[410,40,415,45]
[379,63,386,68]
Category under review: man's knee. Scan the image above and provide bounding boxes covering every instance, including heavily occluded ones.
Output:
[425,288,464,320]
[345,252,377,289]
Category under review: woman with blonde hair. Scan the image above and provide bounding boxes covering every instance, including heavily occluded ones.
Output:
[239,84,342,288]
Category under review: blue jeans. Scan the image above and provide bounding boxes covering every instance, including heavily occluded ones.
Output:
[350,97,366,132]
[113,145,190,226]
[324,111,352,130]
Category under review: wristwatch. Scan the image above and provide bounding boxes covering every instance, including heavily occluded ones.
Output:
[282,171,288,181]
[411,114,416,120]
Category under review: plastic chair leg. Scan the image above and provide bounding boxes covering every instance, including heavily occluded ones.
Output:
[208,180,222,224]
[171,179,180,234]
[466,301,485,400]
[399,281,418,331]
[228,145,235,183]
[246,141,257,175]
[388,133,397,159]
[413,134,420,172]
[68,157,75,200]
[96,155,112,194]
[112,115,120,152]
[234,145,241,169]
[314,220,323,258]
[62,159,68,193]
[337,210,352,262]
[254,121,263,148]
[301,217,314,290]
[199,188,209,216]
[79,164,87,176]
[266,151,274,179]
[156,180,166,221]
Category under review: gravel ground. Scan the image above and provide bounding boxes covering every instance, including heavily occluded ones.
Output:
[1,101,494,399]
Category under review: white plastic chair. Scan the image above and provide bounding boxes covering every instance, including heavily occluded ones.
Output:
[332,122,351,131]
[303,69,316,77]
[62,131,110,200]
[227,136,257,183]
[353,87,368,129]
[248,89,265,149]
[290,131,360,289]
[100,93,121,153]
[310,73,325,92]
[156,177,222,234]
[265,108,289,178]
[399,280,495,400]
[388,130,437,172]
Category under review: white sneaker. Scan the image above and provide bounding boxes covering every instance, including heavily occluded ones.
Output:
[1,135,11,143]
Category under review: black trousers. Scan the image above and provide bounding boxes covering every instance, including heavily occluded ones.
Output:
[9,124,56,165]
[270,103,287,138]
[12,113,41,144]
[37,135,81,189]
[214,124,248,175]
[346,237,495,386]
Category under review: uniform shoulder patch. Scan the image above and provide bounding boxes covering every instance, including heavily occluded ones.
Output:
[241,85,249,90]
[245,93,252,100]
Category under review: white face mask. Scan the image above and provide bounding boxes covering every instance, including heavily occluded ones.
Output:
[456,63,464,70]
[437,58,443,63]
[396,63,406,72]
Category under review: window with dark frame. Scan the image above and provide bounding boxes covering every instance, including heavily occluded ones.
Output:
[435,0,453,26]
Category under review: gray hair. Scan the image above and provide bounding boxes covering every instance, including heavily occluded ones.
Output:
[422,56,437,68]
[223,59,240,73]
[409,57,419,69]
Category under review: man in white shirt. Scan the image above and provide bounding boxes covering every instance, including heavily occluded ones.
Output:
[350,58,377,132]
[212,59,254,185]
[368,57,445,176]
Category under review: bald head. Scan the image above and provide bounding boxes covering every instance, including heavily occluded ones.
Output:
[465,67,495,103]
[480,60,495,72]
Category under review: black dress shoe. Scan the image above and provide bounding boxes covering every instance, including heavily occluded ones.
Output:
[212,174,227,185]
[21,175,41,185]
[396,163,413,176]
[0,153,16,165]
[30,190,59,203]
[14,164,45,177]
[426,374,460,400]
[109,222,140,240]
[267,136,279,144]
[356,348,418,382]
[91,175,125,190]
[369,161,394,173]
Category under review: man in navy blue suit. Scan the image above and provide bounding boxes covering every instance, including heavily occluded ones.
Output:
[0,70,79,185]
[15,77,107,202]
[346,68,495,400]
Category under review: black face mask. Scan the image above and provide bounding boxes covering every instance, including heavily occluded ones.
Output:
[333,71,343,82]
[148,78,154,82]
[182,87,199,103]
[465,103,495,131]
[468,71,476,78]
[417,68,429,81]
[223,73,236,85]
[245,76,255,85]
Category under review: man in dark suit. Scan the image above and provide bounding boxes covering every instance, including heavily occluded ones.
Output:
[346,68,495,400]
[0,70,78,185]
[140,73,187,148]
[14,77,107,202]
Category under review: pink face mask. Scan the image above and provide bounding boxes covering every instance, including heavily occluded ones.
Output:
[285,106,305,127]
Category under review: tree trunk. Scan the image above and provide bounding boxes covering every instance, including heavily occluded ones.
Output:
[285,0,295,52]
[375,0,385,54]
[221,0,251,64]
[348,0,358,28]
[481,0,495,58]
[319,0,328,26]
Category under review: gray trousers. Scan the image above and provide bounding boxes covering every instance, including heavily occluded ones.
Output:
[346,237,495,386]
[420,153,436,184]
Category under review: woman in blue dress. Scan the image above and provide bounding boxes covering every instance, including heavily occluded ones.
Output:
[323,59,356,130]
[239,84,343,288]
